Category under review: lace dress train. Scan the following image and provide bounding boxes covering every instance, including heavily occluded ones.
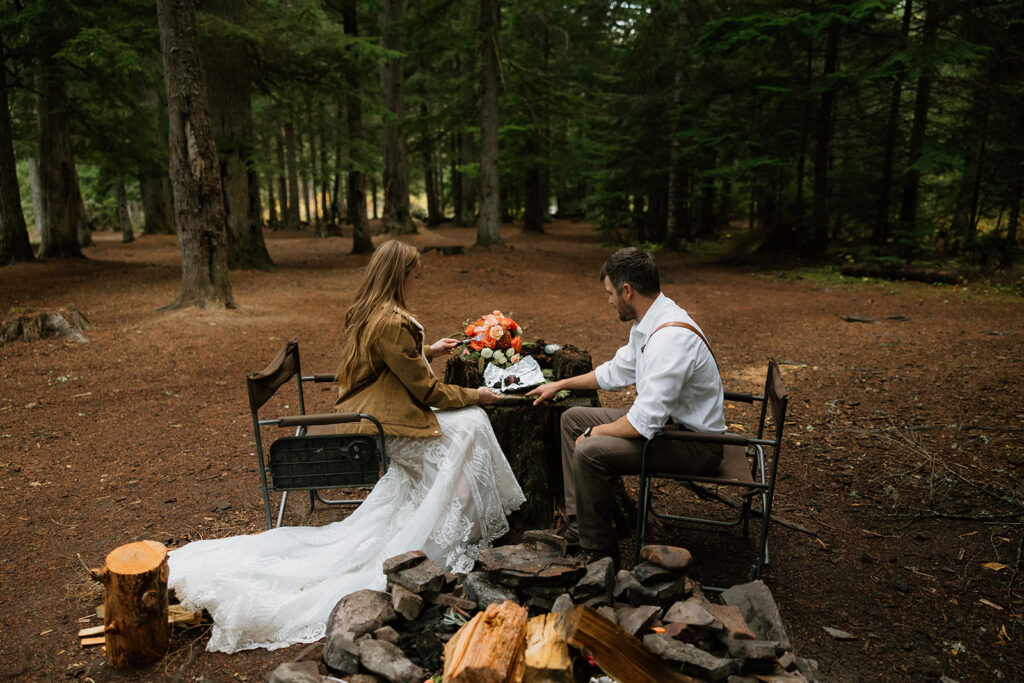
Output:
[167,406,524,653]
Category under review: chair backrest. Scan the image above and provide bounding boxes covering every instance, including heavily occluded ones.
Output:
[247,338,302,414]
[764,358,788,447]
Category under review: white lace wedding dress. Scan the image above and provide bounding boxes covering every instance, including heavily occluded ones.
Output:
[167,406,525,653]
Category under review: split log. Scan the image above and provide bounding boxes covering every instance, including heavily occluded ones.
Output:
[91,540,170,668]
[557,605,700,683]
[443,601,528,683]
[523,613,573,683]
[839,261,961,285]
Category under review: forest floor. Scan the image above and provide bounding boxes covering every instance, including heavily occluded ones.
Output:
[0,220,1022,682]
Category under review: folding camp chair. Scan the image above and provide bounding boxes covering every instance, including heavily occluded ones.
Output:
[633,359,789,580]
[246,338,388,529]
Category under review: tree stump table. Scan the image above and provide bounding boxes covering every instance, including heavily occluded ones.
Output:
[91,540,170,668]
[446,342,634,533]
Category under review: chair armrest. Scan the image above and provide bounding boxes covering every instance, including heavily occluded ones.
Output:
[276,412,364,428]
[652,430,750,446]
[301,374,338,383]
[724,390,758,403]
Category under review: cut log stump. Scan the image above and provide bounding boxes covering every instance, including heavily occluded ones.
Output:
[0,305,91,345]
[91,540,170,668]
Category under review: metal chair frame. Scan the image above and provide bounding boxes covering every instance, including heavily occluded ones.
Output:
[634,359,788,580]
[246,339,387,529]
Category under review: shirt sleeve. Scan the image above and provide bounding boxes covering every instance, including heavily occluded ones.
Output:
[625,328,702,439]
[376,319,479,409]
[595,340,637,390]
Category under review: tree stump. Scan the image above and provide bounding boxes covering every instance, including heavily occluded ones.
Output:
[0,305,91,344]
[91,540,170,668]
[446,341,634,533]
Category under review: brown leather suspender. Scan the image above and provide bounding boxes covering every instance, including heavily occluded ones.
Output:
[640,321,718,370]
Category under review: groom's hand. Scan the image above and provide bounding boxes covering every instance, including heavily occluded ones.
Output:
[526,381,561,406]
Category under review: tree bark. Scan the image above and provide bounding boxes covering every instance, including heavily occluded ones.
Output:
[117,177,133,243]
[318,100,330,228]
[263,132,277,228]
[157,0,234,310]
[477,0,503,246]
[139,88,176,236]
[1001,161,1022,268]
[0,46,35,265]
[35,54,84,259]
[898,1,939,235]
[200,0,272,270]
[380,0,415,234]
[342,0,372,253]
[811,19,840,251]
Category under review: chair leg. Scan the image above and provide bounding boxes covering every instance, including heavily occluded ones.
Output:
[275,490,289,528]
[633,476,651,566]
[308,490,316,514]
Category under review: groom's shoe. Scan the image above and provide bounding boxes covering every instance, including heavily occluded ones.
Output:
[577,545,621,572]
[554,517,580,550]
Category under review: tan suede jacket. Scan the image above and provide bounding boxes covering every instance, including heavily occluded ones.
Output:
[334,309,479,438]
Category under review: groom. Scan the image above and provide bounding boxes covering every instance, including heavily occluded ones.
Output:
[527,247,727,566]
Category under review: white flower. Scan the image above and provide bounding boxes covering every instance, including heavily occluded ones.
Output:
[481,347,493,358]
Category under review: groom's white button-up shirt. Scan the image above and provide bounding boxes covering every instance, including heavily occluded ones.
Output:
[594,293,725,439]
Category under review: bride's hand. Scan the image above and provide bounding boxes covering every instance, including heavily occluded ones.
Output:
[477,386,501,405]
[429,338,458,359]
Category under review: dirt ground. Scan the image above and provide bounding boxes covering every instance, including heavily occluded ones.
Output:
[1,221,1021,682]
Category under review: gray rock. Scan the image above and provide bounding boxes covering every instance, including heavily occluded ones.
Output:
[794,656,822,683]
[414,629,445,672]
[572,556,615,603]
[522,529,569,555]
[358,639,425,683]
[639,545,693,571]
[477,543,585,589]
[267,661,322,683]
[626,575,688,606]
[327,589,397,641]
[391,584,424,621]
[722,637,779,660]
[643,633,739,680]
[387,556,445,595]
[631,561,680,585]
[323,631,360,675]
[596,605,618,625]
[664,599,721,629]
[615,604,662,637]
[613,569,641,601]
[550,593,574,613]
[524,596,554,615]
[463,571,518,608]
[349,676,380,683]
[721,581,792,651]
[382,550,428,574]
[373,625,400,644]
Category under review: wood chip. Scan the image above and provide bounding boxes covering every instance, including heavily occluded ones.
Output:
[81,636,105,647]
[78,625,104,637]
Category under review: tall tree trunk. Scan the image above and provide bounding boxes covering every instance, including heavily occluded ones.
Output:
[380,0,415,234]
[874,0,913,246]
[318,101,330,228]
[899,1,939,235]
[424,136,442,225]
[664,0,687,249]
[342,0,372,253]
[35,54,84,259]
[200,0,272,270]
[117,177,133,243]
[263,133,277,228]
[451,132,464,225]
[370,175,378,220]
[157,0,234,310]
[139,88,176,235]
[523,130,544,233]
[811,19,840,251]
[283,120,301,229]
[1001,160,1022,268]
[28,157,43,232]
[477,0,502,246]
[275,122,290,228]
[0,46,35,265]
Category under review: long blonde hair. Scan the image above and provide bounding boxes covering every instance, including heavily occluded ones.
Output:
[336,240,420,385]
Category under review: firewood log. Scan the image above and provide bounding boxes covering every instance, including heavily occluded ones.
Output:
[443,601,528,683]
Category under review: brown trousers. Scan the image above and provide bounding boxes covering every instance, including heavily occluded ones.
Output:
[560,406,723,551]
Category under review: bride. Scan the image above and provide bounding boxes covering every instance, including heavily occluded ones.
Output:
[168,240,525,653]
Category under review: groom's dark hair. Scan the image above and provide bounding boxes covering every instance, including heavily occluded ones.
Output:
[600,247,660,297]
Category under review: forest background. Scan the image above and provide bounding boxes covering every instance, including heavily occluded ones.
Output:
[1,0,1022,288]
